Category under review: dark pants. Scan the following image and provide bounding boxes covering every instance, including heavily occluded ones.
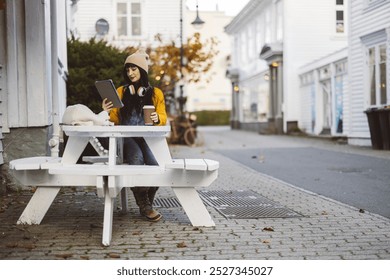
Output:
[123,137,159,203]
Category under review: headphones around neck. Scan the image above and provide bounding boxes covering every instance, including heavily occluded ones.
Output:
[129,84,152,97]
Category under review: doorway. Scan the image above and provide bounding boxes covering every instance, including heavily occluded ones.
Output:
[320,80,332,135]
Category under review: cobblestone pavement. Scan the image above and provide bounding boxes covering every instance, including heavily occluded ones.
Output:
[1,127,389,260]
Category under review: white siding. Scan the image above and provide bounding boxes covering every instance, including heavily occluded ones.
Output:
[283,0,348,127]
[145,0,182,44]
[348,0,390,141]
[71,0,113,41]
[228,0,271,82]
[72,0,182,47]
[5,0,53,128]
[299,83,314,134]
[1,0,67,130]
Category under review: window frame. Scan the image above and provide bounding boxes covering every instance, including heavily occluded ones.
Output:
[366,42,388,107]
[275,0,283,41]
[335,0,345,34]
[114,0,143,39]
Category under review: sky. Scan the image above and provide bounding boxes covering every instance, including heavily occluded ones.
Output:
[185,0,251,16]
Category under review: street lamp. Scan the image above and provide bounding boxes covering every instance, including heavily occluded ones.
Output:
[178,0,205,117]
[191,2,205,28]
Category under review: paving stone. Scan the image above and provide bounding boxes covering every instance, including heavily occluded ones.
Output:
[1,129,390,260]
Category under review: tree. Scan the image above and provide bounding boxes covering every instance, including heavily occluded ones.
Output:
[67,36,129,112]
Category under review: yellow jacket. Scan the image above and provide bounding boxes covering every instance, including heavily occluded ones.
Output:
[109,86,167,126]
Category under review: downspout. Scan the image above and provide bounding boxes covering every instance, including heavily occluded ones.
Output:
[48,0,60,157]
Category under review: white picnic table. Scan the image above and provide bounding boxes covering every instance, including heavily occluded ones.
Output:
[10,125,219,246]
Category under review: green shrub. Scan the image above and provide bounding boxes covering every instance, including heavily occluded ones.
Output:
[67,37,128,113]
[192,110,230,126]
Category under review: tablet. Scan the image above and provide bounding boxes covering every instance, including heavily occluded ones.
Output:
[95,79,124,108]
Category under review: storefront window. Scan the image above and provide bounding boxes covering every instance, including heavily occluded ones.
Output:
[368,43,387,106]
[380,44,387,104]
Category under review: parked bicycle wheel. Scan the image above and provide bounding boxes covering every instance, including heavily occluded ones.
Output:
[184,127,197,147]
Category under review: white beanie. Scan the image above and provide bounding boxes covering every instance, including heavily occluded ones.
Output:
[124,50,149,73]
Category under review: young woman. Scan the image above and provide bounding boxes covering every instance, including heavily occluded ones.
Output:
[102,50,167,222]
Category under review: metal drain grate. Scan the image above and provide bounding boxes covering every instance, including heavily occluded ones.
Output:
[198,190,276,207]
[153,197,182,208]
[150,190,303,219]
[198,190,303,219]
[215,206,302,219]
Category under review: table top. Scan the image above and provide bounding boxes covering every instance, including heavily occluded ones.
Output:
[62,125,171,138]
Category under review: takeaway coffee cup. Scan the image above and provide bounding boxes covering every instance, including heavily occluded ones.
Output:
[143,105,155,125]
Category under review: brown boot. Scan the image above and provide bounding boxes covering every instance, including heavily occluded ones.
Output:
[132,188,162,222]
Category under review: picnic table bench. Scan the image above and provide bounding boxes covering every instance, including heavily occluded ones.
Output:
[9,125,219,246]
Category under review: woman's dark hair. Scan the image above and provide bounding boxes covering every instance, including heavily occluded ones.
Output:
[120,64,154,122]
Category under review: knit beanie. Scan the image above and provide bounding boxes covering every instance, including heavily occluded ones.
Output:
[124,50,149,73]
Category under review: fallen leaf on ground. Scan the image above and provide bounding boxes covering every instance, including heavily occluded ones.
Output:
[262,227,274,232]
[22,243,36,250]
[90,223,103,228]
[177,242,187,248]
[108,253,121,258]
[55,253,73,259]
[6,242,18,248]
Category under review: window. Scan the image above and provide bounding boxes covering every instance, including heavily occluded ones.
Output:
[336,0,345,33]
[256,19,263,53]
[368,43,387,106]
[276,0,283,41]
[319,65,331,81]
[247,25,255,59]
[264,9,271,43]
[116,1,142,37]
[335,60,347,75]
[300,72,314,86]
[240,32,246,63]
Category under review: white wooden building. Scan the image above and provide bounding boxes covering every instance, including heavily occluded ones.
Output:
[347,0,390,146]
[0,0,67,189]
[225,0,349,134]
[69,0,183,48]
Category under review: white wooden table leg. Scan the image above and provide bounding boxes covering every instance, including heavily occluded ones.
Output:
[144,137,172,166]
[108,137,116,166]
[62,136,90,163]
[17,187,61,225]
[17,136,90,225]
[102,179,114,246]
[172,187,215,227]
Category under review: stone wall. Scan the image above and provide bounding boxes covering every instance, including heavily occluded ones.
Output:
[0,127,50,194]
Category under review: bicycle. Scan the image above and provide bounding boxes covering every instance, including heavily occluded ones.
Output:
[168,114,201,147]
